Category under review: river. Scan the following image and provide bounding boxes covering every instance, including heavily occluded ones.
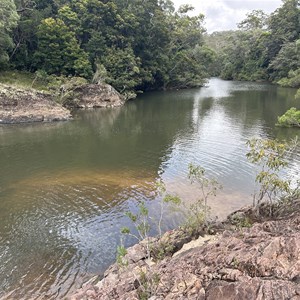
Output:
[0,78,299,299]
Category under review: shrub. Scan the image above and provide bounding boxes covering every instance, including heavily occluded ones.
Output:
[246,138,299,210]
[277,107,300,127]
[277,69,300,88]
[186,164,222,227]
[121,183,181,260]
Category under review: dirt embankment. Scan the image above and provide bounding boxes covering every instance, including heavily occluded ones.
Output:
[71,201,300,300]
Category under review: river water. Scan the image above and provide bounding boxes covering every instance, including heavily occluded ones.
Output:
[0,78,299,299]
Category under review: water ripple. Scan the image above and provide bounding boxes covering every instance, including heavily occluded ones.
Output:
[0,78,299,299]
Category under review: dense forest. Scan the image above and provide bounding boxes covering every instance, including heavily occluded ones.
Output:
[1,0,300,98]
[206,0,300,94]
[1,0,214,98]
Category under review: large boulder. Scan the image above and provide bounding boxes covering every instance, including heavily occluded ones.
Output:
[73,83,125,109]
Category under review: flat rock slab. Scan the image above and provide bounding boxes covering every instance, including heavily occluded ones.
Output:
[70,215,300,300]
[172,234,216,258]
[0,84,71,124]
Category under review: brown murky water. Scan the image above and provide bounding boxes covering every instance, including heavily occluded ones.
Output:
[0,78,299,299]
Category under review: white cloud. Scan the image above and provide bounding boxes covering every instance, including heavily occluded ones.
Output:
[172,0,282,33]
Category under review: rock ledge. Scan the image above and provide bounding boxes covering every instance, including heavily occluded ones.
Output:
[0,82,125,124]
[0,84,71,124]
[70,205,300,300]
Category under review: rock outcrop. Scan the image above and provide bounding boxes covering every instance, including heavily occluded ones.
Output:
[71,209,300,300]
[0,82,126,124]
[72,83,125,109]
[0,84,71,124]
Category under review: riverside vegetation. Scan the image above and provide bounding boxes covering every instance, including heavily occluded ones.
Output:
[118,167,221,265]
[0,0,213,123]
[277,107,300,127]
[206,0,300,126]
[1,0,299,109]
[1,0,212,99]
[118,137,299,264]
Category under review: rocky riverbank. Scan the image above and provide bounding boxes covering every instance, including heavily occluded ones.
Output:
[0,84,71,124]
[0,82,125,124]
[70,200,300,300]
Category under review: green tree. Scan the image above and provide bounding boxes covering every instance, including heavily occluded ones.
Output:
[58,5,81,37]
[269,41,300,81]
[35,17,92,77]
[246,138,299,208]
[159,5,207,89]
[116,0,173,90]
[0,0,19,68]
[267,0,300,77]
[238,10,268,31]
[219,30,269,81]
[100,46,142,97]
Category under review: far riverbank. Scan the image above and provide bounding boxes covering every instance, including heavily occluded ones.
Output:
[0,82,125,124]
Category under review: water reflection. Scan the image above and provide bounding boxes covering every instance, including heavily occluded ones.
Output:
[0,78,299,299]
[162,79,299,195]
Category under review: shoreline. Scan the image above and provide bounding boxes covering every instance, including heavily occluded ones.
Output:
[70,200,300,299]
[0,83,71,124]
[0,82,125,124]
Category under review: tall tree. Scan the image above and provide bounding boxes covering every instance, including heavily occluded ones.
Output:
[11,0,56,70]
[34,17,92,77]
[0,0,19,68]
[269,41,300,80]
[267,0,300,75]
[238,10,268,31]
[160,5,207,89]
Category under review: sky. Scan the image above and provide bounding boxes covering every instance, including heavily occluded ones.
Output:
[172,0,282,33]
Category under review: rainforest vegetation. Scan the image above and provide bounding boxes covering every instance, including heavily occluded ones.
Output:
[206,0,300,101]
[1,0,213,97]
[0,0,299,99]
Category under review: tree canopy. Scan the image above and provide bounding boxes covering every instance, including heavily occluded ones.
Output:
[4,0,211,95]
[0,0,19,67]
[2,0,300,98]
[206,0,300,87]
